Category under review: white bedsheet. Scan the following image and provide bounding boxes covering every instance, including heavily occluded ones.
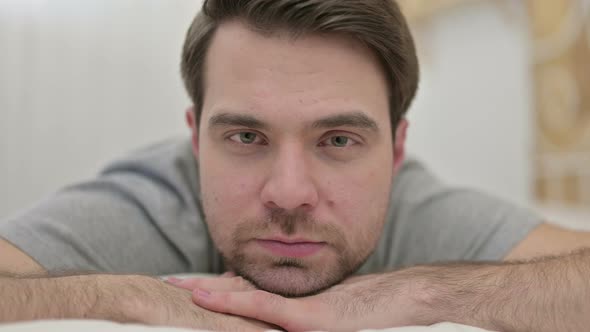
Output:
[0,320,493,332]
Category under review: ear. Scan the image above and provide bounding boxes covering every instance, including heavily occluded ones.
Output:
[393,118,408,175]
[185,106,199,157]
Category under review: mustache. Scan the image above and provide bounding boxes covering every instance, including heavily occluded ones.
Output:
[233,208,345,245]
[268,208,311,235]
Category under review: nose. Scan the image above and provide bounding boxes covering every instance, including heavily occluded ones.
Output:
[260,144,319,212]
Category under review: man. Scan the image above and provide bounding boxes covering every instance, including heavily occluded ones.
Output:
[0,0,589,331]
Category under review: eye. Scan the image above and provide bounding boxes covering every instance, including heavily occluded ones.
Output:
[321,135,358,148]
[330,136,351,147]
[228,132,265,145]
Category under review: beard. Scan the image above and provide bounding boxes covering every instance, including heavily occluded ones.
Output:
[215,208,373,297]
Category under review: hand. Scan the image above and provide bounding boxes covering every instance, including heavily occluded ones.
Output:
[182,272,432,332]
[102,274,275,332]
[166,271,257,293]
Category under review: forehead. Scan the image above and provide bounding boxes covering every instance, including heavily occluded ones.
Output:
[201,21,391,130]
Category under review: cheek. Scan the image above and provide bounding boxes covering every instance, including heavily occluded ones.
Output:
[199,153,265,244]
[202,171,262,218]
[200,147,262,202]
[327,162,392,210]
[324,162,393,241]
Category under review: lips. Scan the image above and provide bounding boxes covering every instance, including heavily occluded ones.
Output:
[256,239,326,258]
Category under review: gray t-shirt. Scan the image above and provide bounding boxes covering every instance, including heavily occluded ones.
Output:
[0,138,541,275]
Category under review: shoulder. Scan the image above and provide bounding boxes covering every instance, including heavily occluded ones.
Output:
[392,157,446,203]
[98,137,200,204]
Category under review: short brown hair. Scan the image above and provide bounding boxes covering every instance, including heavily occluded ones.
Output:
[181,0,419,132]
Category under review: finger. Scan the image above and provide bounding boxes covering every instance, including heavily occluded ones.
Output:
[163,276,183,284]
[220,271,236,278]
[192,289,308,331]
[174,276,256,292]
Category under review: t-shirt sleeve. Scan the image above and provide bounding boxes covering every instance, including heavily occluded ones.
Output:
[370,159,543,270]
[0,140,213,275]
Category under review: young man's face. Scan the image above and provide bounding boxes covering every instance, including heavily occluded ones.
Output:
[188,21,406,297]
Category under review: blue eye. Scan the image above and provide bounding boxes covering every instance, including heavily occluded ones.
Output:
[322,135,357,148]
[330,136,350,147]
[229,132,264,145]
[240,132,257,144]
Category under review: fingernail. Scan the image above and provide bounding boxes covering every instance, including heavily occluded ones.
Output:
[165,277,182,284]
[221,271,236,278]
[195,289,211,299]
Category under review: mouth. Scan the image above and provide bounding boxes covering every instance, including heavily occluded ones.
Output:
[256,238,327,258]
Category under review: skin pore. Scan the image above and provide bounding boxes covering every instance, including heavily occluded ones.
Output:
[186,20,408,297]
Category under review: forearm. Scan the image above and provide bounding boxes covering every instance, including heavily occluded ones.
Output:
[411,248,590,332]
[0,274,129,323]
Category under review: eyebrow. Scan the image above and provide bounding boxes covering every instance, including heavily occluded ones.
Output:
[311,112,379,132]
[208,111,379,132]
[209,113,268,130]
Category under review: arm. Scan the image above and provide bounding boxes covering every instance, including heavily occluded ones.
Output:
[0,239,90,322]
[421,222,590,331]
[188,250,590,332]
[0,272,272,331]
[0,238,45,276]
[0,274,115,322]
[407,248,590,332]
[505,223,590,260]
[189,225,590,332]
[0,239,270,330]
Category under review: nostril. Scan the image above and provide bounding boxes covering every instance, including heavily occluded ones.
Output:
[260,171,319,211]
[264,201,281,210]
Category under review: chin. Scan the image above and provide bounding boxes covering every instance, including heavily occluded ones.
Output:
[223,244,370,297]
[240,264,344,298]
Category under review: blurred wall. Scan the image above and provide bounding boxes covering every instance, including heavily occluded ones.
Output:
[0,0,534,218]
[0,0,197,218]
[405,1,534,207]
